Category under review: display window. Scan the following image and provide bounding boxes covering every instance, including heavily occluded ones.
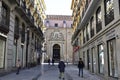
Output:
[87,49,90,70]
[98,44,104,74]
[91,47,96,73]
[0,39,6,68]
[107,39,118,77]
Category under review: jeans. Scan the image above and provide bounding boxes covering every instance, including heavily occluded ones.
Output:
[78,68,83,77]
[16,67,20,74]
[59,72,65,79]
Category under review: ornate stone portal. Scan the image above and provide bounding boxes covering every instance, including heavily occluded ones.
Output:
[49,29,65,62]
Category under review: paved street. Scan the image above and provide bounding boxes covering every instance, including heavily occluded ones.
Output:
[38,64,104,80]
[0,63,104,80]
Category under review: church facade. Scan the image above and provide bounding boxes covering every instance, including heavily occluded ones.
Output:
[44,15,73,63]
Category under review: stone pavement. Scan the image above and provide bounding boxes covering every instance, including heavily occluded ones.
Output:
[65,65,104,80]
[0,64,105,80]
[0,65,42,80]
[38,64,104,80]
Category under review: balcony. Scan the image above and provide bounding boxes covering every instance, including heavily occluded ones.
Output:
[71,0,100,42]
[8,0,20,5]
[15,0,35,26]
[26,0,34,8]
[0,20,9,34]
[105,10,114,26]
[0,12,9,34]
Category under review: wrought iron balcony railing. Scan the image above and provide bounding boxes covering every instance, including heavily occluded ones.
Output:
[105,9,114,26]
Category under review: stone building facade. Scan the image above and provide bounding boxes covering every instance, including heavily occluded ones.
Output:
[71,0,120,80]
[0,0,46,75]
[44,15,73,63]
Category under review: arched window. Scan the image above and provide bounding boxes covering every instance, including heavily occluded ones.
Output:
[90,17,94,38]
[104,0,114,25]
[14,17,19,39]
[21,23,25,43]
[96,7,102,33]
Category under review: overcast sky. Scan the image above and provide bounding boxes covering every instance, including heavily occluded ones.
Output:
[44,0,72,15]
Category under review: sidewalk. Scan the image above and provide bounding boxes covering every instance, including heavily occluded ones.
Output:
[66,65,104,80]
[0,65,42,80]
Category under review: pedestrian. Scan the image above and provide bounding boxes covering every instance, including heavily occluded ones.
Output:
[52,58,55,65]
[16,59,21,75]
[58,59,65,80]
[78,58,84,77]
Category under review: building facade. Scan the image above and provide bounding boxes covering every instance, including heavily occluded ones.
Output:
[0,0,46,75]
[44,15,73,63]
[71,0,120,80]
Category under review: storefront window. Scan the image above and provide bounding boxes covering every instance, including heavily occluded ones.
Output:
[87,49,90,70]
[0,39,5,68]
[107,39,118,77]
[98,44,104,74]
[91,47,96,73]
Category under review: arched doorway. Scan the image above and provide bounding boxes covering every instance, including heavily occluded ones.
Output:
[53,44,60,62]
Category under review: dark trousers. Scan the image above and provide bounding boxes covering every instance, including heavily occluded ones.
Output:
[78,68,83,77]
[16,67,20,74]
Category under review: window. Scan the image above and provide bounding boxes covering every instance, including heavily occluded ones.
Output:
[0,39,5,68]
[83,28,86,43]
[1,3,9,26]
[86,24,90,41]
[32,32,34,40]
[21,23,25,43]
[91,47,96,73]
[79,33,82,45]
[90,17,95,38]
[63,21,66,27]
[87,49,90,70]
[96,7,102,33]
[107,39,118,77]
[83,51,85,64]
[98,44,104,74]
[119,0,120,13]
[55,23,58,27]
[46,21,49,27]
[104,0,114,25]
[14,17,19,39]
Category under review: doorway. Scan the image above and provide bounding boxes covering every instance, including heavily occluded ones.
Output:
[53,44,60,62]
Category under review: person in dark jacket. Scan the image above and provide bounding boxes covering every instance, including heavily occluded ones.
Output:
[78,58,84,77]
[58,59,65,80]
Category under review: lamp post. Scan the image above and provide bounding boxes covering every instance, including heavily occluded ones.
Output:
[63,21,68,64]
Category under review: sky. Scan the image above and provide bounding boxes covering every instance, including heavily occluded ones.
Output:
[44,0,72,15]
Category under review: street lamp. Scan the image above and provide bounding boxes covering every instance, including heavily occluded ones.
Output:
[63,21,68,64]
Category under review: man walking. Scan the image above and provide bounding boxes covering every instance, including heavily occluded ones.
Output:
[16,59,21,75]
[78,58,84,77]
[58,59,65,80]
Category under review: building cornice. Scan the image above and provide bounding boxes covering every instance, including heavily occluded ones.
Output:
[46,15,72,21]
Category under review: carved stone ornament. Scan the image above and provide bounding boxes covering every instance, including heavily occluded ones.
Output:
[49,30,64,41]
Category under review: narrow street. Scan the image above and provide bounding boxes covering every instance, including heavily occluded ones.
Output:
[0,64,104,80]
